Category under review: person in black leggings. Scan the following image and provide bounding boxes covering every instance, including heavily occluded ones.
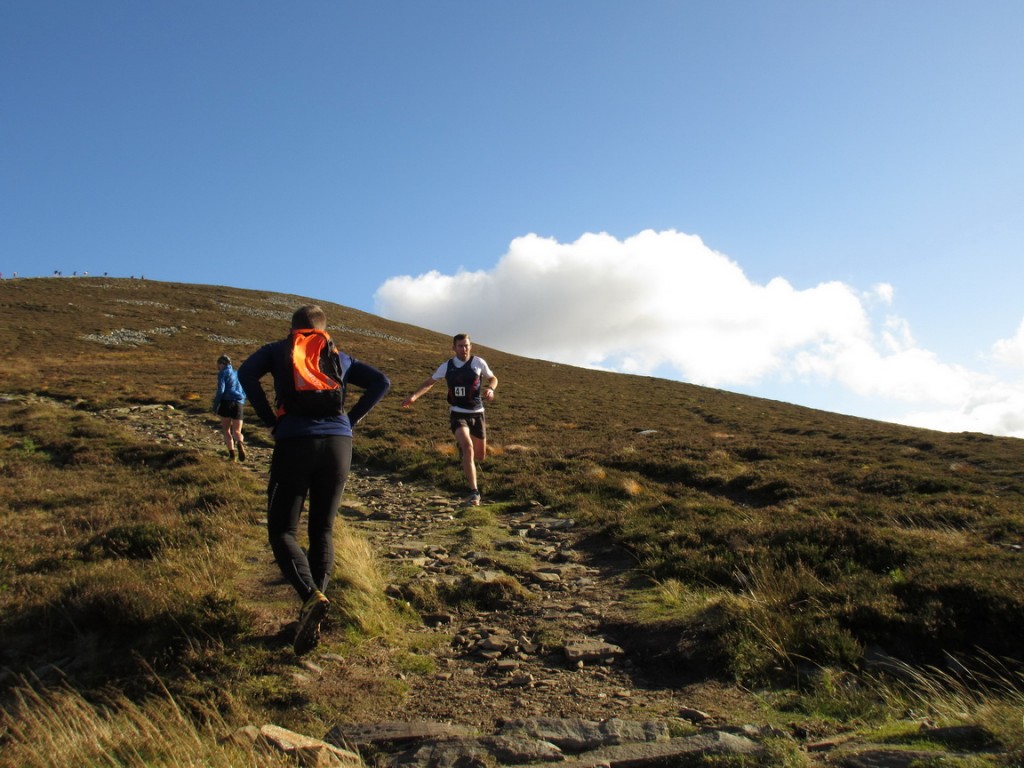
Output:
[239,304,390,654]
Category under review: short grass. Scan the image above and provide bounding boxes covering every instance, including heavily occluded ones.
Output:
[3,277,1024,765]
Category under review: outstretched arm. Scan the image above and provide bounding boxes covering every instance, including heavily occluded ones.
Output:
[401,377,440,408]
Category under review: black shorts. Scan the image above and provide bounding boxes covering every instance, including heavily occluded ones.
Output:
[217,400,244,420]
[450,410,486,440]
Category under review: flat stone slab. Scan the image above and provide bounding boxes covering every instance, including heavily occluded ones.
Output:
[392,735,565,767]
[564,639,625,663]
[256,724,362,766]
[558,731,761,768]
[326,721,477,749]
[499,718,669,752]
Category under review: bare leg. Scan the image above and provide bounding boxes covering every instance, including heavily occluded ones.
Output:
[220,416,236,453]
[454,426,477,491]
[472,434,487,463]
[231,419,246,460]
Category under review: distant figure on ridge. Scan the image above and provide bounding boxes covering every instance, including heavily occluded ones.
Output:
[401,332,498,507]
[212,354,247,462]
[238,305,390,655]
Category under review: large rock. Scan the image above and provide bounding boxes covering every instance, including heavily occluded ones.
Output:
[391,735,565,768]
[561,731,761,767]
[247,724,362,767]
[563,639,625,664]
[498,717,669,752]
[326,720,477,750]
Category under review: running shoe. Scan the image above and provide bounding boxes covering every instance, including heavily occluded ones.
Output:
[237,442,247,462]
[464,490,481,507]
[294,589,329,655]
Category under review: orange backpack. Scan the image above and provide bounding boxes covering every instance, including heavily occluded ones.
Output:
[277,328,346,418]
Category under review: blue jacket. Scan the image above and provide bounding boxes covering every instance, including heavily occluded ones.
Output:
[238,337,390,440]
[213,364,246,411]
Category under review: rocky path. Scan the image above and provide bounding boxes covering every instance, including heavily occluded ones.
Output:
[109,402,719,726]
[342,467,697,726]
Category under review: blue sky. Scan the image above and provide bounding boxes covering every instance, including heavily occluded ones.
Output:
[4,2,1024,436]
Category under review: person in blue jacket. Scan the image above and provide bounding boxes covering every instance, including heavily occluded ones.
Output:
[238,304,390,655]
[213,354,247,462]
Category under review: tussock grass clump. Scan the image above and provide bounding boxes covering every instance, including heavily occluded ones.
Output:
[401,572,535,615]
[455,505,503,549]
[870,656,1024,758]
[624,576,863,686]
[81,521,182,560]
[329,524,397,639]
[0,683,296,768]
[764,655,1024,762]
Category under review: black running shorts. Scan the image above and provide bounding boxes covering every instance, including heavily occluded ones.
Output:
[217,400,244,420]
[449,410,486,439]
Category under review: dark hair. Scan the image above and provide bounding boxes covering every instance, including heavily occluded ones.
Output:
[292,304,327,330]
[452,332,471,344]
[217,354,231,366]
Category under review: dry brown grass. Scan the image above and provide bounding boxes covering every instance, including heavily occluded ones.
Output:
[0,684,296,767]
[3,276,1024,758]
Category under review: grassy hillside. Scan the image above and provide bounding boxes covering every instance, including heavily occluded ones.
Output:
[2,276,1024,764]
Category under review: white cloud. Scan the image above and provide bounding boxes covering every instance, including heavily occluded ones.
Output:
[897,384,1024,438]
[870,283,895,304]
[992,317,1024,367]
[375,230,1024,438]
